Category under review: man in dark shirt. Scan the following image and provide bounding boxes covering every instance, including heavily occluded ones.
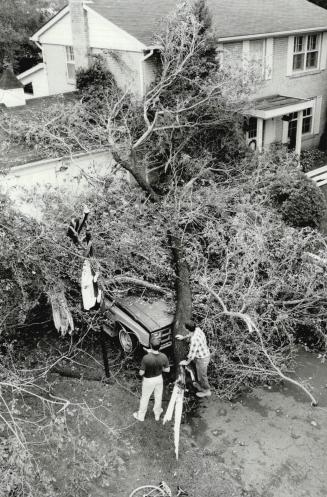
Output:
[133,342,170,422]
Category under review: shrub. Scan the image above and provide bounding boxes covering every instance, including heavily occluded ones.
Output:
[268,172,326,228]
[76,57,117,98]
[301,149,327,173]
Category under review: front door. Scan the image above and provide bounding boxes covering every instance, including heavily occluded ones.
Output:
[288,112,298,150]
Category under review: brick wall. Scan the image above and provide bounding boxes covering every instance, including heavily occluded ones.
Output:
[70,0,89,69]
[92,48,143,95]
[224,35,327,148]
[261,36,327,148]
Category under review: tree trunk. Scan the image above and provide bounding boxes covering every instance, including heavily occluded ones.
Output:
[168,232,192,369]
[111,148,193,370]
[110,148,160,202]
[52,366,103,381]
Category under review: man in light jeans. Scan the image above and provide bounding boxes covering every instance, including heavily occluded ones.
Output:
[178,321,211,398]
[133,342,170,422]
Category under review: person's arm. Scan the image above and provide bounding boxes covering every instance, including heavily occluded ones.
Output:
[180,336,198,365]
[139,357,146,376]
[162,355,170,373]
[186,335,198,363]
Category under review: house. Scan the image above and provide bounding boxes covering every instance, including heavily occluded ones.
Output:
[0,69,26,108]
[15,0,327,153]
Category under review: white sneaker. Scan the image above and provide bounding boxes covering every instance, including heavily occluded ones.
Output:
[196,390,212,398]
[133,412,144,421]
[155,408,163,421]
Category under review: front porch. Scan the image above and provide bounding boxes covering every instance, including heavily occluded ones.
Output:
[246,95,320,154]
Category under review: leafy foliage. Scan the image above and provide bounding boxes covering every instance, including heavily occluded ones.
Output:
[268,171,326,228]
[2,1,327,491]
[0,0,65,73]
[308,0,327,8]
[301,148,327,172]
[76,56,118,100]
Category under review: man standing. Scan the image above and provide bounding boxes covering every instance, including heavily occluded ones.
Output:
[178,321,211,398]
[133,342,170,422]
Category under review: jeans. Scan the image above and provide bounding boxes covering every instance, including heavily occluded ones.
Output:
[195,356,211,392]
[137,375,163,421]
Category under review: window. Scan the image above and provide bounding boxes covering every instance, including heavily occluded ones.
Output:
[66,46,76,82]
[250,40,265,63]
[288,112,298,138]
[248,117,257,139]
[24,82,34,95]
[286,109,313,137]
[292,34,320,72]
[302,107,313,134]
[248,39,273,79]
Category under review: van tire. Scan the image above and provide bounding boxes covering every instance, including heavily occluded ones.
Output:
[118,326,139,354]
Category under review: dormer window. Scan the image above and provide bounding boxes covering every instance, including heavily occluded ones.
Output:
[292,34,320,72]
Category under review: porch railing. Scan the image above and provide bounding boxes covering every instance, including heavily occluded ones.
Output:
[306,165,327,187]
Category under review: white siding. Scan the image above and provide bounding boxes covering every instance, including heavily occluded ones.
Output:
[142,57,159,93]
[263,118,277,146]
[314,95,323,134]
[86,7,145,52]
[43,44,75,94]
[265,38,273,80]
[0,88,26,107]
[38,12,73,46]
[37,7,145,52]
[18,65,49,98]
[320,32,327,70]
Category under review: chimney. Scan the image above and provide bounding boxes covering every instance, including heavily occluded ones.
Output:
[69,0,90,70]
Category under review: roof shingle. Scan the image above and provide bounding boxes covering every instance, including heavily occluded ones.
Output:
[89,0,327,45]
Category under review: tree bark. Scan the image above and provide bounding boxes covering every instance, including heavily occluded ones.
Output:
[110,148,160,202]
[168,232,192,369]
[52,366,103,381]
[111,147,193,371]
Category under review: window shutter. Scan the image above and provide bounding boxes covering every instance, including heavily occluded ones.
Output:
[265,38,273,80]
[286,36,294,76]
[314,96,323,134]
[242,40,250,71]
[320,32,327,70]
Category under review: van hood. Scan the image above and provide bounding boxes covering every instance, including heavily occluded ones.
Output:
[116,296,174,332]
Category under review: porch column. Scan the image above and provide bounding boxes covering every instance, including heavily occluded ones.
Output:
[282,119,289,144]
[295,110,303,155]
[257,118,264,152]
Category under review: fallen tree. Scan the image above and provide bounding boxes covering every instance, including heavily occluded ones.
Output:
[2,0,327,385]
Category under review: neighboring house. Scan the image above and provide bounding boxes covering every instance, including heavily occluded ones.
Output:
[0,69,26,108]
[14,0,327,153]
[17,63,49,100]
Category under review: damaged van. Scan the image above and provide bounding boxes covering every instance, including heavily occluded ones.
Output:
[103,296,173,353]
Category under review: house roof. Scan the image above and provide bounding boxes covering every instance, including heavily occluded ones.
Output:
[0,93,76,169]
[88,0,327,45]
[249,94,315,119]
[254,95,308,111]
[0,69,23,90]
[17,63,45,81]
